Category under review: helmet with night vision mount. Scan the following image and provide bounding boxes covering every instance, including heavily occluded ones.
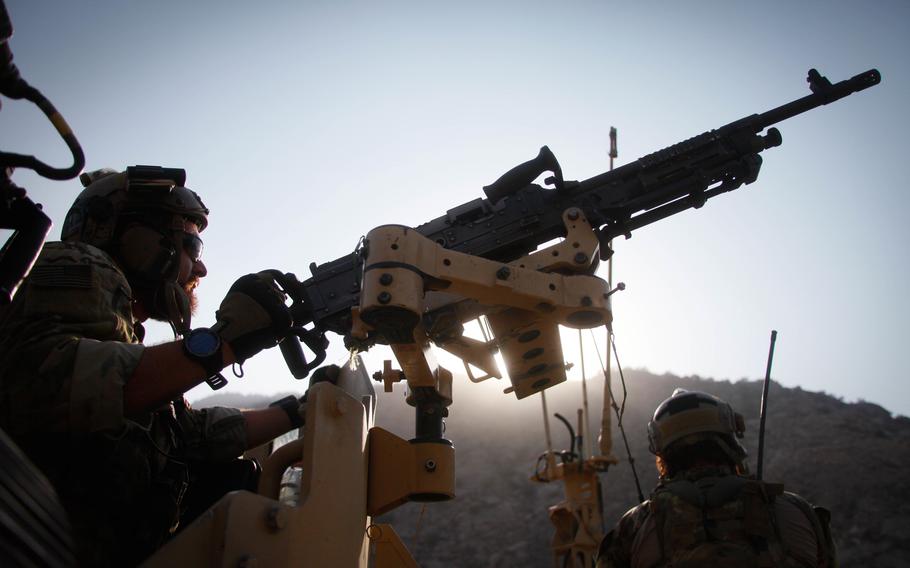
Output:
[61,165,209,333]
[647,388,748,467]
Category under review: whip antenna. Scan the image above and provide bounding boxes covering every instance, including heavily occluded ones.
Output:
[598,127,619,461]
[756,329,778,480]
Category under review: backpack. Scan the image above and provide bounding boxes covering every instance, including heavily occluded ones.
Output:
[778,491,838,568]
[648,475,835,567]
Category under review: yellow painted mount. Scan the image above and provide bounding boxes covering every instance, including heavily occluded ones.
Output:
[368,427,455,517]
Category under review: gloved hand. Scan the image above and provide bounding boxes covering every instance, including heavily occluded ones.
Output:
[310,364,341,386]
[300,364,342,402]
[270,364,342,429]
[214,271,293,363]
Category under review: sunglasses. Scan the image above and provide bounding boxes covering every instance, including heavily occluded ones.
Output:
[182,232,204,263]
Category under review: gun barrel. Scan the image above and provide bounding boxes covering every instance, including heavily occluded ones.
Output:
[748,68,880,133]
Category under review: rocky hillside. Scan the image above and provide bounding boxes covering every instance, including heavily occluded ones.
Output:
[196,370,910,566]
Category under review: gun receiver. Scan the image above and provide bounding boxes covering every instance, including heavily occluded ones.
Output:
[286,68,880,373]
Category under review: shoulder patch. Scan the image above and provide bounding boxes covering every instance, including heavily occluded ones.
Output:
[29,264,93,289]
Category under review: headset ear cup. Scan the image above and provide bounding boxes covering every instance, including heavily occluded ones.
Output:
[156,280,192,334]
[118,225,177,281]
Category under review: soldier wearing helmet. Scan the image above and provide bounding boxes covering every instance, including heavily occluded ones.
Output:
[597,389,837,568]
[0,166,330,566]
[60,165,211,333]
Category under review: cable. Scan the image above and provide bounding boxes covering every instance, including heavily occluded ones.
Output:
[591,328,645,503]
[553,412,577,458]
[0,83,85,180]
[609,333,645,503]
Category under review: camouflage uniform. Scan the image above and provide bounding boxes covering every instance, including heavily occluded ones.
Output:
[596,466,834,568]
[0,241,248,566]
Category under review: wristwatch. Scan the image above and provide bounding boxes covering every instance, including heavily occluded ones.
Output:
[183,327,227,390]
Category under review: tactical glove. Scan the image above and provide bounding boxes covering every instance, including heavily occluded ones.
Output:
[213,272,293,363]
[271,365,342,428]
[309,364,341,387]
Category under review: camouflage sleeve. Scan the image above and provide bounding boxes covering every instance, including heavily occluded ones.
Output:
[0,243,146,435]
[597,503,651,568]
[176,401,248,462]
[68,338,144,432]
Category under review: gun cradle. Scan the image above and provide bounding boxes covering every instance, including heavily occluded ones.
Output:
[356,207,612,400]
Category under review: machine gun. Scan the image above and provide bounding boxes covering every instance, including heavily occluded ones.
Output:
[146,67,880,567]
[282,67,880,388]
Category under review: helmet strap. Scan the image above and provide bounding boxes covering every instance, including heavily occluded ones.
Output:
[153,238,192,337]
[158,279,192,338]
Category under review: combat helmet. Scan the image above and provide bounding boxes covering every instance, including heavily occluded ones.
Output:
[647,389,748,465]
[61,165,209,332]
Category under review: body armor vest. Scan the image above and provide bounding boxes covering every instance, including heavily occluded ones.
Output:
[648,475,794,567]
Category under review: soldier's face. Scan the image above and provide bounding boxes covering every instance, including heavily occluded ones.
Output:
[178,219,207,313]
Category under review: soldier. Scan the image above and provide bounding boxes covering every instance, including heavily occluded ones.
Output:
[0,166,323,566]
[596,389,837,567]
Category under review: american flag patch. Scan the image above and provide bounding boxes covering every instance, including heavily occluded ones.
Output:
[29,264,93,288]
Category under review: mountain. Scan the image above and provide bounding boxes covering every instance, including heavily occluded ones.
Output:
[194,369,910,566]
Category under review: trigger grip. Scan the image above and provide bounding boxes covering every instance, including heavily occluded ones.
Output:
[279,333,310,379]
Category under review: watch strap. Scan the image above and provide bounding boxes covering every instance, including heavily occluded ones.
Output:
[206,373,228,390]
[269,395,304,429]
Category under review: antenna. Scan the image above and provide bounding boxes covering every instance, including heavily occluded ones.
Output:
[598,127,618,460]
[756,329,778,480]
[608,127,618,170]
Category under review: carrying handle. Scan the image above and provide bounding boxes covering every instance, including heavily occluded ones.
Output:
[483,146,564,203]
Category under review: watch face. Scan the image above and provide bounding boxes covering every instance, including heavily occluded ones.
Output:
[186,329,220,357]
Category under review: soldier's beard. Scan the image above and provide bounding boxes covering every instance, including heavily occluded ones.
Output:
[184,277,200,315]
[135,277,199,330]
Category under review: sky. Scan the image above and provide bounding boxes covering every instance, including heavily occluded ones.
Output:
[2,0,908,417]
